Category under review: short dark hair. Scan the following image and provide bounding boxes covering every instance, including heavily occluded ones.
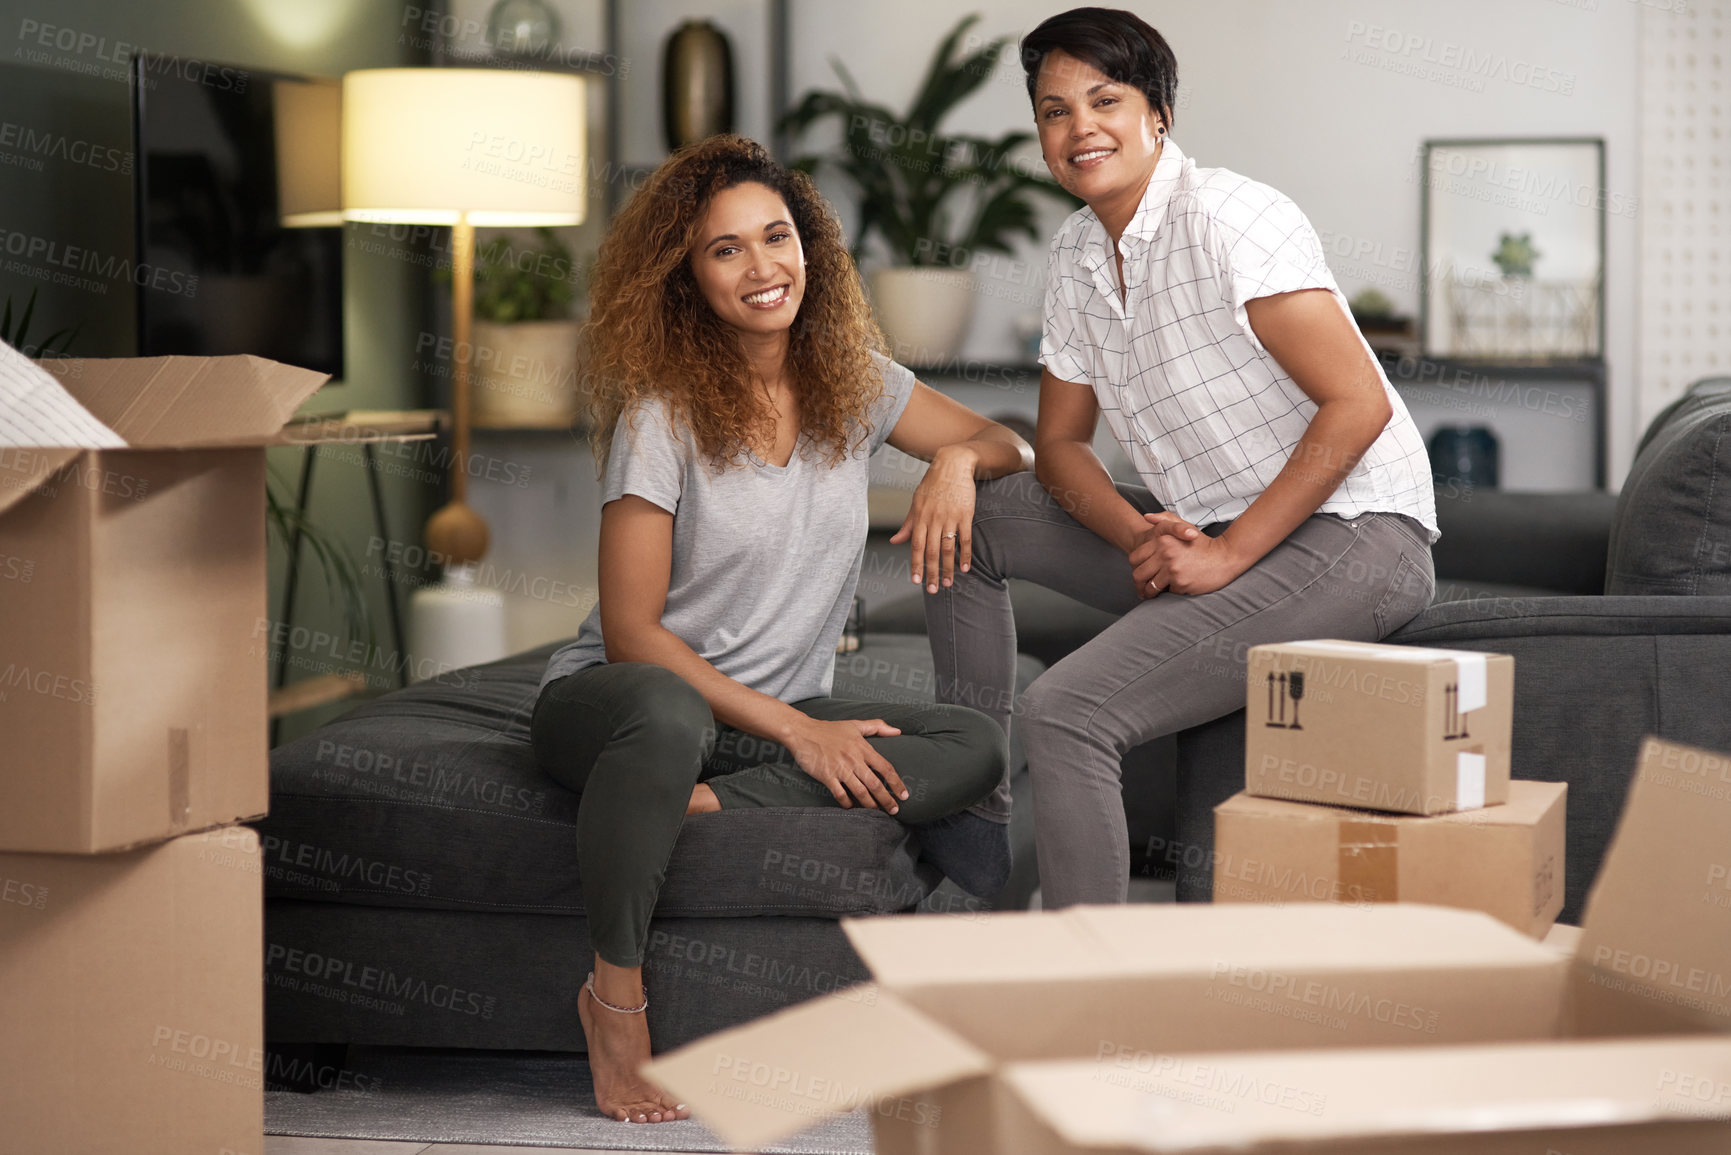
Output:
[1021,7,1178,127]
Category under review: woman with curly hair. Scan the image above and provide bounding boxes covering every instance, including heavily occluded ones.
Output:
[530,134,1031,1124]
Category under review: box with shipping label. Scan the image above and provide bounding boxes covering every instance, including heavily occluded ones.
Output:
[1213,780,1566,937]
[0,826,264,1155]
[1244,639,1513,814]
[648,737,1731,1155]
[0,352,329,852]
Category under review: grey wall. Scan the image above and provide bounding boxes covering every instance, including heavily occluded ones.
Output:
[0,0,435,741]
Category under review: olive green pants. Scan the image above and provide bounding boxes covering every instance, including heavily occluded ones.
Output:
[529,661,1006,966]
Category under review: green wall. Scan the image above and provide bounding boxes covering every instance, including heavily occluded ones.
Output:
[0,0,435,741]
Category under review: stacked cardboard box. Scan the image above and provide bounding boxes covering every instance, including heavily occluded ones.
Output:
[648,736,1731,1154]
[0,352,329,1155]
[1212,639,1565,938]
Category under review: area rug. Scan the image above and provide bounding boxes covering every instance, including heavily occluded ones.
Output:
[265,1047,872,1153]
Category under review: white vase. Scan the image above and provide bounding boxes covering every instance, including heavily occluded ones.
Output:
[869,266,977,367]
[470,319,583,428]
[406,563,508,683]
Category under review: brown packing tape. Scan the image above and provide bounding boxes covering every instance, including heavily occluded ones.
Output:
[1339,819,1398,903]
[168,728,190,828]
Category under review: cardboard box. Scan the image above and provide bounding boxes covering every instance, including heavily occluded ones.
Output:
[1243,639,1513,815]
[1543,922,1582,957]
[647,904,1566,1152]
[1212,780,1565,937]
[0,355,327,852]
[1573,735,1731,1038]
[0,826,264,1155]
[995,1038,1731,1153]
[648,736,1731,1155]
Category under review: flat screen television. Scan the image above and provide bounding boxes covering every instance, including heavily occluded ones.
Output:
[132,53,344,379]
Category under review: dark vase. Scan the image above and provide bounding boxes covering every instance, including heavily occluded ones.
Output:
[1428,425,1500,490]
[662,20,734,152]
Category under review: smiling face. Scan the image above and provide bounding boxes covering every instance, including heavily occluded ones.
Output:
[689,180,807,340]
[1034,49,1165,212]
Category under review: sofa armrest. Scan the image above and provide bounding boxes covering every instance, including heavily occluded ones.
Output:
[1390,594,1731,643]
[1177,596,1731,923]
[1393,594,1731,923]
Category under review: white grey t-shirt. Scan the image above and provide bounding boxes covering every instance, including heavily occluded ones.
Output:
[541,355,916,702]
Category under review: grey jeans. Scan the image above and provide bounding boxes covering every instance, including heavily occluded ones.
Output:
[922,472,1436,908]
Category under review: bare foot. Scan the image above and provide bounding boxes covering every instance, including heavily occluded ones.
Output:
[686,783,720,816]
[579,971,689,1124]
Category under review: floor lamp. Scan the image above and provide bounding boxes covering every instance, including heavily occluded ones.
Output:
[342,67,587,676]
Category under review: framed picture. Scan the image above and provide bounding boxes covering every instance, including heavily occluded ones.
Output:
[1420,138,1606,361]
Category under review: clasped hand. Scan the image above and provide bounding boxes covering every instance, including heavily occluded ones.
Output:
[1128,512,1247,598]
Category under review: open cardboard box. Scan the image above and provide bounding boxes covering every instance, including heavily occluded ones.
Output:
[994,1037,1731,1154]
[0,354,328,852]
[649,737,1731,1153]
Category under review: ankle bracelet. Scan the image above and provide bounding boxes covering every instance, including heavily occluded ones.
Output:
[585,971,648,1014]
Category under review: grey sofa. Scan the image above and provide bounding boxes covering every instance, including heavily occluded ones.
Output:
[1173,383,1731,921]
[259,634,1042,1056]
[863,382,1731,921]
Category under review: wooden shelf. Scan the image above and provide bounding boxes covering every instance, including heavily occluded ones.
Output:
[472,423,592,437]
[268,673,369,719]
[904,361,1040,383]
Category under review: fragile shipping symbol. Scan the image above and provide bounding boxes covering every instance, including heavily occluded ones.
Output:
[1265,671,1305,730]
[1265,673,1474,739]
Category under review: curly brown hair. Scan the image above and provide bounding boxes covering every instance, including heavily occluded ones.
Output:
[584,134,887,470]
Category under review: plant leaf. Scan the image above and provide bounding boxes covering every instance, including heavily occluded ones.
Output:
[905,15,995,131]
[15,288,40,349]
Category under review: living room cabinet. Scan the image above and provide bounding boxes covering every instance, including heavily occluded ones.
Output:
[1378,352,1607,491]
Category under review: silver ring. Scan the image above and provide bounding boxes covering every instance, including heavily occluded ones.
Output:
[943,532,957,538]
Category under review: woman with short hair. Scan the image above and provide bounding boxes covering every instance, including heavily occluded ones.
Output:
[531,134,1030,1124]
[923,7,1438,908]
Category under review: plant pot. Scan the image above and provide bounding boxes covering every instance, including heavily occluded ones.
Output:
[869,267,977,367]
[470,319,583,428]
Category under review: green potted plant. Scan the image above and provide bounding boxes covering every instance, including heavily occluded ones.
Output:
[467,226,586,428]
[781,14,1078,364]
[1491,232,1541,279]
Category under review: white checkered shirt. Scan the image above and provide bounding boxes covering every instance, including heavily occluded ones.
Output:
[1040,138,1438,540]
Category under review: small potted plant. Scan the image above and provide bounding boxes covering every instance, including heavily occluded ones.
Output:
[468,226,586,428]
[782,14,1078,365]
[1491,232,1541,279]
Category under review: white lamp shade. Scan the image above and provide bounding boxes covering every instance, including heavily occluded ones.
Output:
[341,68,586,226]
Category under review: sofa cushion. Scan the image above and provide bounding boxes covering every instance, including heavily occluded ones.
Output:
[259,637,1039,920]
[1431,488,1615,596]
[1606,391,1731,596]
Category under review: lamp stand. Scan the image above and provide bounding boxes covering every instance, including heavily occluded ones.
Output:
[424,214,490,565]
[408,214,507,680]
